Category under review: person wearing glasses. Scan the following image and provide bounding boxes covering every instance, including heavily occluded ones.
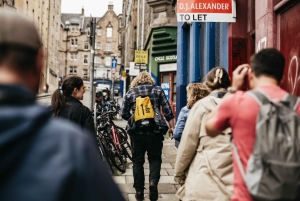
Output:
[51,75,96,138]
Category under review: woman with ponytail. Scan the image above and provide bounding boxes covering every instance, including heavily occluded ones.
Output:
[174,67,233,201]
[51,75,96,138]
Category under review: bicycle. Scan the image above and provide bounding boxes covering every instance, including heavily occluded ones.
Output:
[96,111,132,173]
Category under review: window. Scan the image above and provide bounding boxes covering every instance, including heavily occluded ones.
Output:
[75,39,78,46]
[84,55,88,64]
[95,56,100,63]
[95,42,100,49]
[70,53,77,60]
[71,25,79,32]
[118,33,122,45]
[97,28,101,36]
[118,18,122,28]
[84,41,89,50]
[105,56,111,66]
[86,28,90,36]
[71,39,74,46]
[117,57,121,64]
[69,66,77,74]
[107,27,112,37]
[83,69,88,79]
[106,42,111,51]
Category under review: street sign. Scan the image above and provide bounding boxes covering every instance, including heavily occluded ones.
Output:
[111,68,116,74]
[134,63,147,70]
[177,0,236,22]
[134,50,148,64]
[111,58,117,68]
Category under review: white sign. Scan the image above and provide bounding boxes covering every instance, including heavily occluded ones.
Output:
[160,63,177,72]
[111,68,116,74]
[177,0,236,22]
[129,62,140,76]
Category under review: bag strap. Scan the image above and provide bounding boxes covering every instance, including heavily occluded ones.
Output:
[284,94,300,110]
[247,90,271,106]
[248,90,300,110]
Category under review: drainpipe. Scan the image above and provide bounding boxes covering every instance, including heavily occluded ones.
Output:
[141,0,145,49]
[137,0,140,50]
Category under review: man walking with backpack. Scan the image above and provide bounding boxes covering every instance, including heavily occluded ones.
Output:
[121,72,175,201]
[205,48,300,201]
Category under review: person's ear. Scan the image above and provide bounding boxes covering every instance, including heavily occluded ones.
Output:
[280,76,285,85]
[247,68,254,82]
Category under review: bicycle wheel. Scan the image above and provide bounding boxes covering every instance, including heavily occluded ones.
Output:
[122,140,132,161]
[97,136,115,174]
[106,140,126,173]
[114,125,128,142]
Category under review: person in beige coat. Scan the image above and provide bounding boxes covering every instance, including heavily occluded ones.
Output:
[174,67,233,201]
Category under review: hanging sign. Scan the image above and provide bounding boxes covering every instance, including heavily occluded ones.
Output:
[134,50,148,64]
[177,0,236,22]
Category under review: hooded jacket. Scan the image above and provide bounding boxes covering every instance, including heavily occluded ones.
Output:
[174,90,233,201]
[0,85,125,201]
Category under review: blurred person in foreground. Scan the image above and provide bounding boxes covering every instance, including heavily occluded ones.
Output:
[0,8,125,201]
[206,48,300,201]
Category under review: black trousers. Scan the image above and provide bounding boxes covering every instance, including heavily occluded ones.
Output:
[131,134,164,192]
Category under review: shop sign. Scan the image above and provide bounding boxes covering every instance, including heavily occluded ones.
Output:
[155,55,177,62]
[177,0,236,22]
[134,50,148,64]
[135,63,147,70]
[129,62,140,76]
[160,63,177,72]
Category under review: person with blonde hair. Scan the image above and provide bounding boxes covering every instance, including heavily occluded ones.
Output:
[174,67,233,201]
[121,71,175,201]
[173,83,209,141]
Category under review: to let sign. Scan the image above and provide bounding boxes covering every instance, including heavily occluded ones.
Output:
[134,50,148,64]
[177,0,236,22]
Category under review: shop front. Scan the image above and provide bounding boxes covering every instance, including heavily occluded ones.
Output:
[145,27,177,115]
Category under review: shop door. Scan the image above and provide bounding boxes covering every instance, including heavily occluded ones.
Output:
[160,72,176,116]
[279,2,300,96]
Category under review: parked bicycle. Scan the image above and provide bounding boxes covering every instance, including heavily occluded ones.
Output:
[96,110,132,174]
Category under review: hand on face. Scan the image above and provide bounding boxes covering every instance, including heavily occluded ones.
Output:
[231,64,250,90]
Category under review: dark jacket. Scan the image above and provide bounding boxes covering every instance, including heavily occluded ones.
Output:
[58,96,96,137]
[0,85,125,201]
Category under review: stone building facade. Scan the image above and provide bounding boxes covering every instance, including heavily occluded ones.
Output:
[59,4,122,82]
[1,0,61,92]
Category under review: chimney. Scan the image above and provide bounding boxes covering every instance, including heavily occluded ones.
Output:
[108,1,114,11]
[81,7,84,16]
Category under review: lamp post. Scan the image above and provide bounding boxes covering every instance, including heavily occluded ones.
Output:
[89,18,96,111]
[64,21,70,78]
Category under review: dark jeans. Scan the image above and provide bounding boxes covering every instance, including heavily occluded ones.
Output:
[131,134,164,192]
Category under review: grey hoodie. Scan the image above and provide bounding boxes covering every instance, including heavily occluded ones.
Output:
[0,85,125,201]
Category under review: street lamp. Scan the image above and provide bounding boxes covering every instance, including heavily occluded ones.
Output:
[64,21,70,78]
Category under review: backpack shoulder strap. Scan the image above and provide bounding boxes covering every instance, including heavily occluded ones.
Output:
[284,94,300,110]
[247,90,271,106]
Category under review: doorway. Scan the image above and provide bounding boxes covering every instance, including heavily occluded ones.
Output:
[160,72,176,116]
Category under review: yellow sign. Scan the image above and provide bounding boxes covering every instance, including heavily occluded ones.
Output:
[134,50,148,64]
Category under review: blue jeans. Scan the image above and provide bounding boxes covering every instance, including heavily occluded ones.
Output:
[131,134,164,192]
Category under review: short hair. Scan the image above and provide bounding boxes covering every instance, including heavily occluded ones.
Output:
[0,43,39,73]
[205,67,231,90]
[250,48,285,83]
[186,83,210,109]
[130,72,155,88]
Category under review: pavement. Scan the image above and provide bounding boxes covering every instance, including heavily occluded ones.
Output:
[36,93,180,200]
[113,119,180,201]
